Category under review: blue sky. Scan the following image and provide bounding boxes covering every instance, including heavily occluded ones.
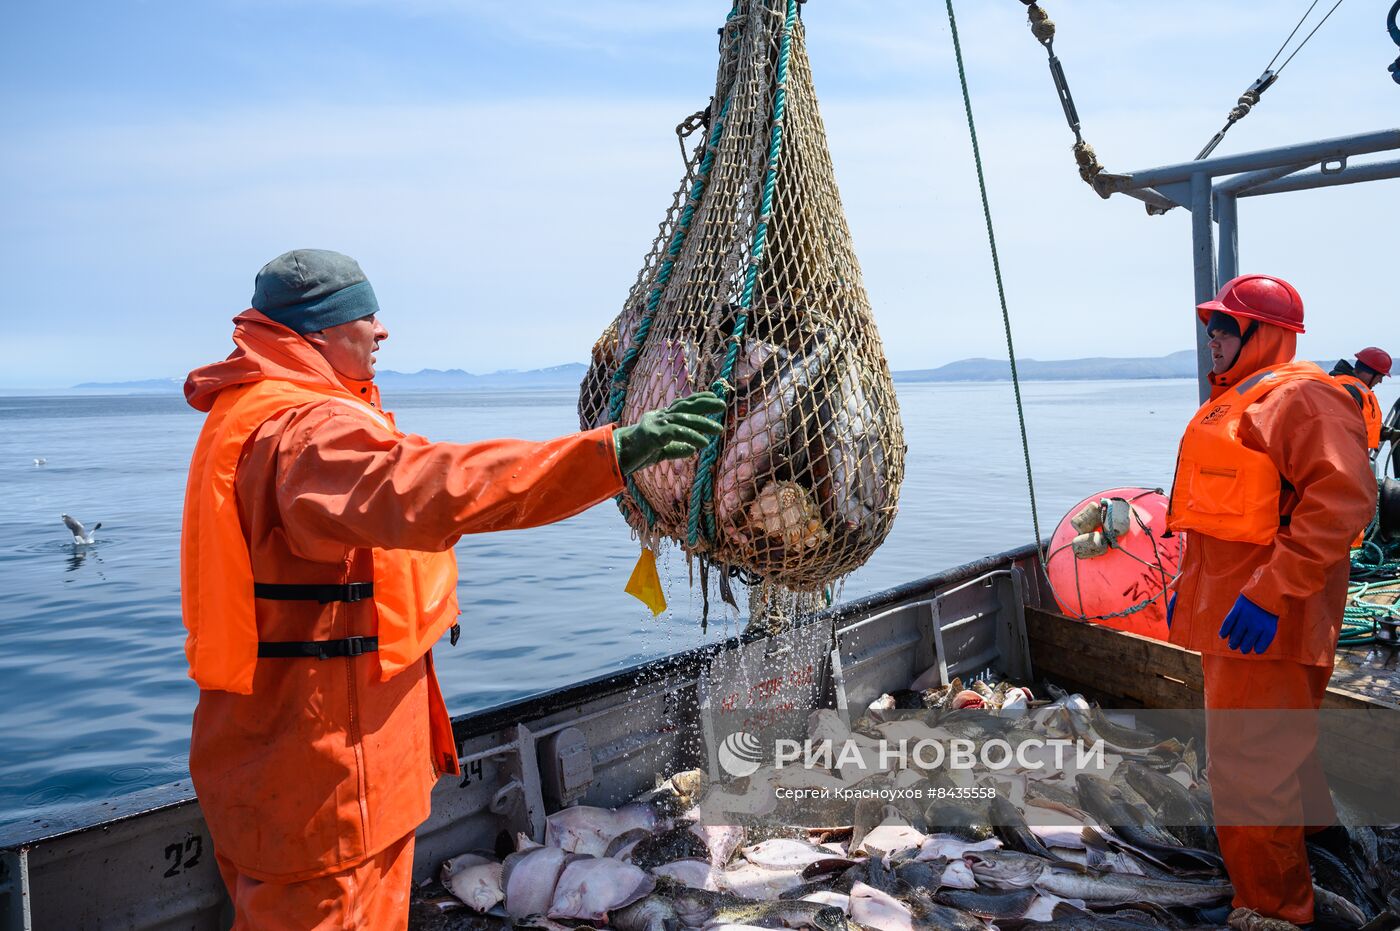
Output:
[2,1,1395,388]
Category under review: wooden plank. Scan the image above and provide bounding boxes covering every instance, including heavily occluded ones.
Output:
[1026,608,1203,708]
[1329,646,1400,709]
[1027,607,1400,711]
[1027,608,1400,796]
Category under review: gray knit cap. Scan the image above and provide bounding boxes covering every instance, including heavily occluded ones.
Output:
[251,249,380,334]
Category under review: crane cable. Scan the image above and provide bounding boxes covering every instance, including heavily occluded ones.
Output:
[1196,0,1347,159]
[1016,0,1348,198]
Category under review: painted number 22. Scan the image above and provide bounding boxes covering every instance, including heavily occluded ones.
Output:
[163,834,204,878]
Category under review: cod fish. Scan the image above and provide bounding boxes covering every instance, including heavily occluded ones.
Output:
[1311,883,1369,929]
[821,365,889,537]
[665,884,849,931]
[934,886,1039,920]
[715,331,833,531]
[991,794,1073,864]
[965,850,1233,907]
[440,852,505,912]
[902,887,990,931]
[629,825,711,870]
[1075,774,1223,872]
[547,855,655,922]
[613,893,682,931]
[1119,761,1216,852]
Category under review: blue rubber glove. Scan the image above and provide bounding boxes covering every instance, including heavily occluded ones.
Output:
[1218,594,1278,655]
[1166,593,1176,629]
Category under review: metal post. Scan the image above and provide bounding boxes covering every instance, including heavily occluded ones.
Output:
[1215,192,1239,291]
[1190,172,1216,403]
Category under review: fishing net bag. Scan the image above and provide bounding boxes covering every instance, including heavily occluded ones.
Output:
[579,0,905,594]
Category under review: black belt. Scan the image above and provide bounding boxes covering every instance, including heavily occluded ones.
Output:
[254,582,376,660]
[254,582,374,604]
[258,637,378,659]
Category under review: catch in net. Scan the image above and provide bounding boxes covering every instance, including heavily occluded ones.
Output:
[579,0,905,597]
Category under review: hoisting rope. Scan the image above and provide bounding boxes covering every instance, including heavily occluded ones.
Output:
[946,0,1046,567]
[1015,2,1106,191]
[1017,0,1347,210]
[687,0,799,548]
[1195,0,1347,159]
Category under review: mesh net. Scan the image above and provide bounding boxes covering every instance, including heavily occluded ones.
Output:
[579,0,905,594]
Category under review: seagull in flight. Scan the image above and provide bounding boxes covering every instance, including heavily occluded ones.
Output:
[61,514,101,545]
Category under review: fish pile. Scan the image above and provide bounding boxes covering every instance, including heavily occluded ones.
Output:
[575,0,905,593]
[416,672,1400,931]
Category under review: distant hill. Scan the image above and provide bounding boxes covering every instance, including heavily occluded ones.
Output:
[374,364,587,390]
[70,352,1346,392]
[74,365,589,392]
[893,350,1199,382]
[71,377,185,392]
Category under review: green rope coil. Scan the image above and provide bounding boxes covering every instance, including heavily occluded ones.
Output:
[687,0,798,547]
[1341,579,1400,645]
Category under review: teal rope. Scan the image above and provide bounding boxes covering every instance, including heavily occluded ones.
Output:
[1341,579,1400,645]
[608,13,740,529]
[945,0,1046,560]
[687,0,798,547]
[608,96,734,424]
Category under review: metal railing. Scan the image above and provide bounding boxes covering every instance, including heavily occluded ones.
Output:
[1095,129,1400,401]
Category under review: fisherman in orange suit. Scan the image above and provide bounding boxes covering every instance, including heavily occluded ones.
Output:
[181,249,724,929]
[1330,346,1392,452]
[1164,274,1376,925]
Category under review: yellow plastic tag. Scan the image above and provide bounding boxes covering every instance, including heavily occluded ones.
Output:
[624,547,667,617]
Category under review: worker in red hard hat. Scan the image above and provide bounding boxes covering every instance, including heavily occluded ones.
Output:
[1330,346,1393,451]
[1164,273,1377,925]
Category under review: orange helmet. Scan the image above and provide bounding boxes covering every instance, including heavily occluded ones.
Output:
[1196,274,1305,334]
[1356,347,1392,377]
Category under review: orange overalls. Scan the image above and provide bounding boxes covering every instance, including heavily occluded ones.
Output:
[1167,324,1376,924]
[181,311,625,928]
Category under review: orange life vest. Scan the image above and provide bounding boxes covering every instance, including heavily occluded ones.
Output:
[1167,361,1340,546]
[180,378,460,694]
[1333,373,1383,450]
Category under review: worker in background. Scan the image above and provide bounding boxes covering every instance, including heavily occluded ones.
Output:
[181,249,725,929]
[1330,346,1393,451]
[1164,273,1376,926]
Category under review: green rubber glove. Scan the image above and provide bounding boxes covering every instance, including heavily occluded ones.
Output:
[614,391,727,475]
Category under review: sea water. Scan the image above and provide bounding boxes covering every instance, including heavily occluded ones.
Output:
[2,377,1367,831]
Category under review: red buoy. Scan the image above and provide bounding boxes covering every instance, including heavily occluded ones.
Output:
[1046,487,1181,640]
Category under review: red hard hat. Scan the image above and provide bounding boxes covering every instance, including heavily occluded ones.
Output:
[1196,274,1305,334]
[1356,347,1392,376]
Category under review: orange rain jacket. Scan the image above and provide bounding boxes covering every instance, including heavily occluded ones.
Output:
[1166,324,1376,665]
[1167,360,1339,546]
[182,311,625,881]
